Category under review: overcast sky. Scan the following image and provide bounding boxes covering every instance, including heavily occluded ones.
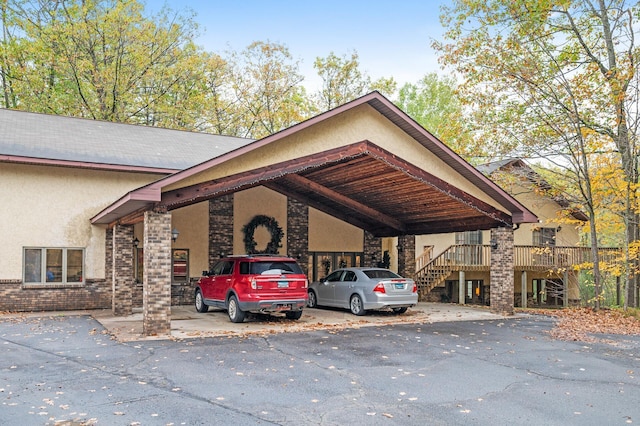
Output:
[144,0,451,91]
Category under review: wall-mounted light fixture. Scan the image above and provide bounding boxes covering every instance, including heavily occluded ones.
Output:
[396,244,403,253]
[133,237,139,247]
[490,239,498,250]
[556,226,562,232]
[171,228,180,242]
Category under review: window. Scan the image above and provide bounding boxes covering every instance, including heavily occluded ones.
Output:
[24,248,84,284]
[533,227,556,246]
[455,230,483,245]
[172,249,189,282]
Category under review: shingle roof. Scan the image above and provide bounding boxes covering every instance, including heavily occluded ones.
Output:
[0,109,253,170]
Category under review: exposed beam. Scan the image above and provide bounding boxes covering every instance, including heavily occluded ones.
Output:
[263,181,374,231]
[281,174,406,233]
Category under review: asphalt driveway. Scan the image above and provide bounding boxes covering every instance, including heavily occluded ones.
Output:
[1,308,639,425]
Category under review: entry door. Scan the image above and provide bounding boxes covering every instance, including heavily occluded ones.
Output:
[464,280,484,304]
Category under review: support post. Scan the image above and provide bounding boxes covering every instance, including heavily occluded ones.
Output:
[143,210,172,336]
[521,270,527,309]
[458,271,466,305]
[490,227,514,315]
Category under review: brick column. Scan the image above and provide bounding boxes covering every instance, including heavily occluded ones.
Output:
[143,210,172,336]
[287,198,309,275]
[364,231,382,267]
[490,226,514,315]
[112,224,134,316]
[209,195,234,266]
[105,227,113,298]
[397,235,415,277]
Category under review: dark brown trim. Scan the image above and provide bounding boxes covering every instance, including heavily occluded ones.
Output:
[1,155,177,174]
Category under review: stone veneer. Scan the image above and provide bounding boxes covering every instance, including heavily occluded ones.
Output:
[363,231,382,267]
[143,210,172,336]
[209,195,234,266]
[397,235,416,278]
[490,226,514,315]
[287,198,309,275]
[112,224,134,316]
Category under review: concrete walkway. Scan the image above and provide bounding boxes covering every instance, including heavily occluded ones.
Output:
[90,302,511,342]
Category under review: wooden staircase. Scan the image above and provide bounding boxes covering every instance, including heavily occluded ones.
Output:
[413,245,490,299]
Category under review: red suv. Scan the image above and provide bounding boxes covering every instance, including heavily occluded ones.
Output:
[195,255,309,323]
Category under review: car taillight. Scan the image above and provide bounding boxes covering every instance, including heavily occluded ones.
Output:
[412,282,417,293]
[251,278,257,289]
[304,279,308,289]
[373,283,386,293]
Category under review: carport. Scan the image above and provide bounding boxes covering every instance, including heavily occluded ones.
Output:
[91,92,537,336]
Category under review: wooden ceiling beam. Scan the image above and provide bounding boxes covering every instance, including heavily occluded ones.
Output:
[281,174,406,233]
[263,181,376,231]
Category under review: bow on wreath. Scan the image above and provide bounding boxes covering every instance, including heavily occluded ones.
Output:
[242,215,284,254]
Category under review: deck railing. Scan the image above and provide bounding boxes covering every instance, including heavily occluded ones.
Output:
[413,245,622,297]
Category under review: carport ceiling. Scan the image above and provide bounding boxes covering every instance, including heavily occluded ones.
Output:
[158,141,512,237]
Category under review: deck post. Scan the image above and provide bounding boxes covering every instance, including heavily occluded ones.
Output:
[521,270,527,309]
[458,270,465,305]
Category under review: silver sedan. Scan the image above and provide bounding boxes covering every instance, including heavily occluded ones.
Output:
[307,267,418,315]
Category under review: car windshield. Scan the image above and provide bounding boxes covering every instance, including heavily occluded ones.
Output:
[362,269,402,279]
[245,261,303,275]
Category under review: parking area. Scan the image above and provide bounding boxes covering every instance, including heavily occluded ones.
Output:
[89,303,507,341]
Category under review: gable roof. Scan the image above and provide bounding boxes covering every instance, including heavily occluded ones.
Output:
[91,92,538,235]
[0,108,253,172]
[478,158,589,222]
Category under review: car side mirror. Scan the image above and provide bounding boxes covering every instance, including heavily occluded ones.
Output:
[202,270,211,276]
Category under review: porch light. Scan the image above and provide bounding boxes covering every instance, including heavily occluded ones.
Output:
[133,237,139,247]
[171,228,180,242]
[490,239,498,250]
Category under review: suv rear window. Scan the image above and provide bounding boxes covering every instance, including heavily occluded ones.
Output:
[239,261,303,275]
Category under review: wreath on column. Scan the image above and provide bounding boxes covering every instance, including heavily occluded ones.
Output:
[242,215,284,254]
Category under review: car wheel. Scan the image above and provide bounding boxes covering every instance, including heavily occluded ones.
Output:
[285,310,303,320]
[350,294,365,316]
[227,295,245,323]
[195,289,208,313]
[307,290,317,308]
[392,307,408,314]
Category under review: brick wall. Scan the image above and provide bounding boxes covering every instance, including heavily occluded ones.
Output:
[0,279,111,312]
[209,195,234,265]
[112,224,134,316]
[142,210,172,336]
[287,198,309,276]
[364,231,382,267]
[397,235,415,277]
[490,227,514,315]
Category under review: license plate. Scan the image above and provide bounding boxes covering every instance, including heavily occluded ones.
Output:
[276,304,291,311]
[395,283,404,289]
[278,281,289,288]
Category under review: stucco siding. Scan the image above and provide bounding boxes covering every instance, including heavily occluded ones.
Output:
[1,163,161,280]
[234,187,288,255]
[309,208,363,252]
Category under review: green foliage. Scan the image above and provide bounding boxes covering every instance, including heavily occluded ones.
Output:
[396,73,483,161]
[312,51,396,111]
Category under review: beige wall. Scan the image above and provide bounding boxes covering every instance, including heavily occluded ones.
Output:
[309,209,363,252]
[2,163,162,280]
[233,186,364,255]
[234,187,288,255]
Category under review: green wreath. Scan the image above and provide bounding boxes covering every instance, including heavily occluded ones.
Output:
[242,215,284,254]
